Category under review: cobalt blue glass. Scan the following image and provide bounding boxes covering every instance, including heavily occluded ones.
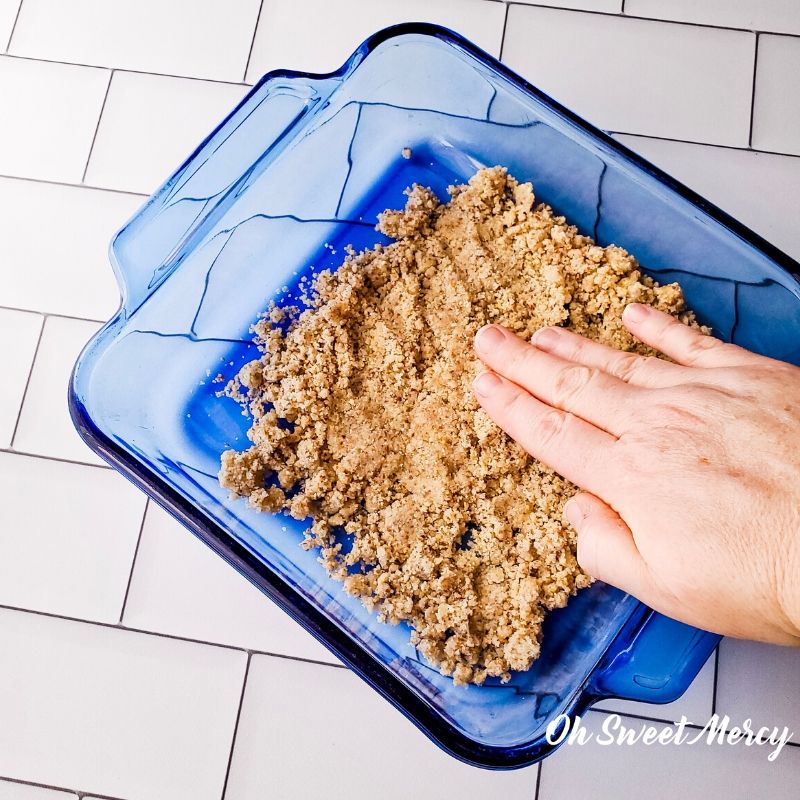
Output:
[69,24,800,769]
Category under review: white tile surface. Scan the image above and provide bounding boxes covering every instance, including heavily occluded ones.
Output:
[12,316,103,465]
[225,655,538,800]
[614,134,800,261]
[0,781,74,800]
[246,0,507,80]
[123,503,338,663]
[85,71,248,194]
[0,608,247,800]
[752,34,800,156]
[9,0,262,82]
[503,7,755,146]
[0,56,109,182]
[538,710,800,800]
[0,451,146,622]
[516,0,622,11]
[716,638,800,733]
[594,653,716,725]
[626,0,800,36]
[0,178,142,320]
[0,1,21,50]
[0,309,42,447]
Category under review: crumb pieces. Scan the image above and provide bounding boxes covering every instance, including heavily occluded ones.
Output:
[401,146,412,160]
[219,166,696,685]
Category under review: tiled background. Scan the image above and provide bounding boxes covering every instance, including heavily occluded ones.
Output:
[0,1,798,798]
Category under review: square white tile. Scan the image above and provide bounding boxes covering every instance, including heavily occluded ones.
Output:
[123,503,338,663]
[0,308,42,447]
[539,709,800,799]
[614,134,800,261]
[0,608,247,800]
[85,71,248,194]
[626,0,800,36]
[594,652,716,725]
[503,6,755,146]
[12,316,103,465]
[0,781,74,800]
[246,0,507,80]
[752,34,800,156]
[0,178,142,320]
[0,1,21,50]
[0,451,146,622]
[716,638,800,735]
[9,0,262,82]
[0,56,109,183]
[225,655,538,800]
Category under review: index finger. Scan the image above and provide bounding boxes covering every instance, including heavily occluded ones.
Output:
[473,369,617,497]
[474,324,642,437]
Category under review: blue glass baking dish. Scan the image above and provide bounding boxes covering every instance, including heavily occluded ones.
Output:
[69,23,800,769]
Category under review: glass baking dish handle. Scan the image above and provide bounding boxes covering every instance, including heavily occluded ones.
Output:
[587,610,721,704]
[109,71,343,318]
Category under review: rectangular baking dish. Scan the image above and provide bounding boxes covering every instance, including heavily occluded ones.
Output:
[69,24,800,769]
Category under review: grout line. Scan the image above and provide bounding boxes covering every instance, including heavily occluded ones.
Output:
[0,446,111,471]
[7,315,44,448]
[0,50,251,86]
[0,773,126,800]
[620,0,626,13]
[81,69,114,183]
[0,303,105,324]
[242,0,264,83]
[609,129,800,160]
[2,8,799,76]
[221,652,252,799]
[0,600,347,670]
[498,0,510,61]
[711,644,720,714]
[748,32,760,147]
[505,2,773,35]
[3,0,23,52]
[534,760,543,799]
[0,170,149,198]
[117,499,149,623]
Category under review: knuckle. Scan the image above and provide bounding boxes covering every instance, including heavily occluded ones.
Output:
[552,364,597,406]
[505,341,538,376]
[499,386,526,417]
[563,334,588,362]
[653,401,705,429]
[683,333,723,362]
[532,409,567,448]
[611,352,646,383]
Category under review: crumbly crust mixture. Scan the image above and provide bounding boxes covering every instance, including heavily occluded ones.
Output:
[219,167,692,684]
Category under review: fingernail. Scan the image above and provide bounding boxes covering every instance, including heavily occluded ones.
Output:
[475,324,506,353]
[532,327,560,349]
[564,496,586,528]
[473,370,502,397]
[623,303,650,324]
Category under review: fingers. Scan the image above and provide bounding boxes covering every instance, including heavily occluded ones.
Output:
[474,325,642,436]
[473,370,616,497]
[565,492,651,597]
[622,304,754,368]
[531,325,688,388]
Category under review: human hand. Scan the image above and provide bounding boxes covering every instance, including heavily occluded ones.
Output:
[472,304,800,645]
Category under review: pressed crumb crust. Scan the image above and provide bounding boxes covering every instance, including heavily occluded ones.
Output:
[219,166,695,685]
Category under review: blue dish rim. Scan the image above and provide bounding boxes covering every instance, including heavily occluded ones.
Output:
[69,22,797,770]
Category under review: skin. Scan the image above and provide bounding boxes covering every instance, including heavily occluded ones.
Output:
[472,303,800,646]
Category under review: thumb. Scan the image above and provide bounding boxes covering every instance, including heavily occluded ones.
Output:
[565,492,650,597]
